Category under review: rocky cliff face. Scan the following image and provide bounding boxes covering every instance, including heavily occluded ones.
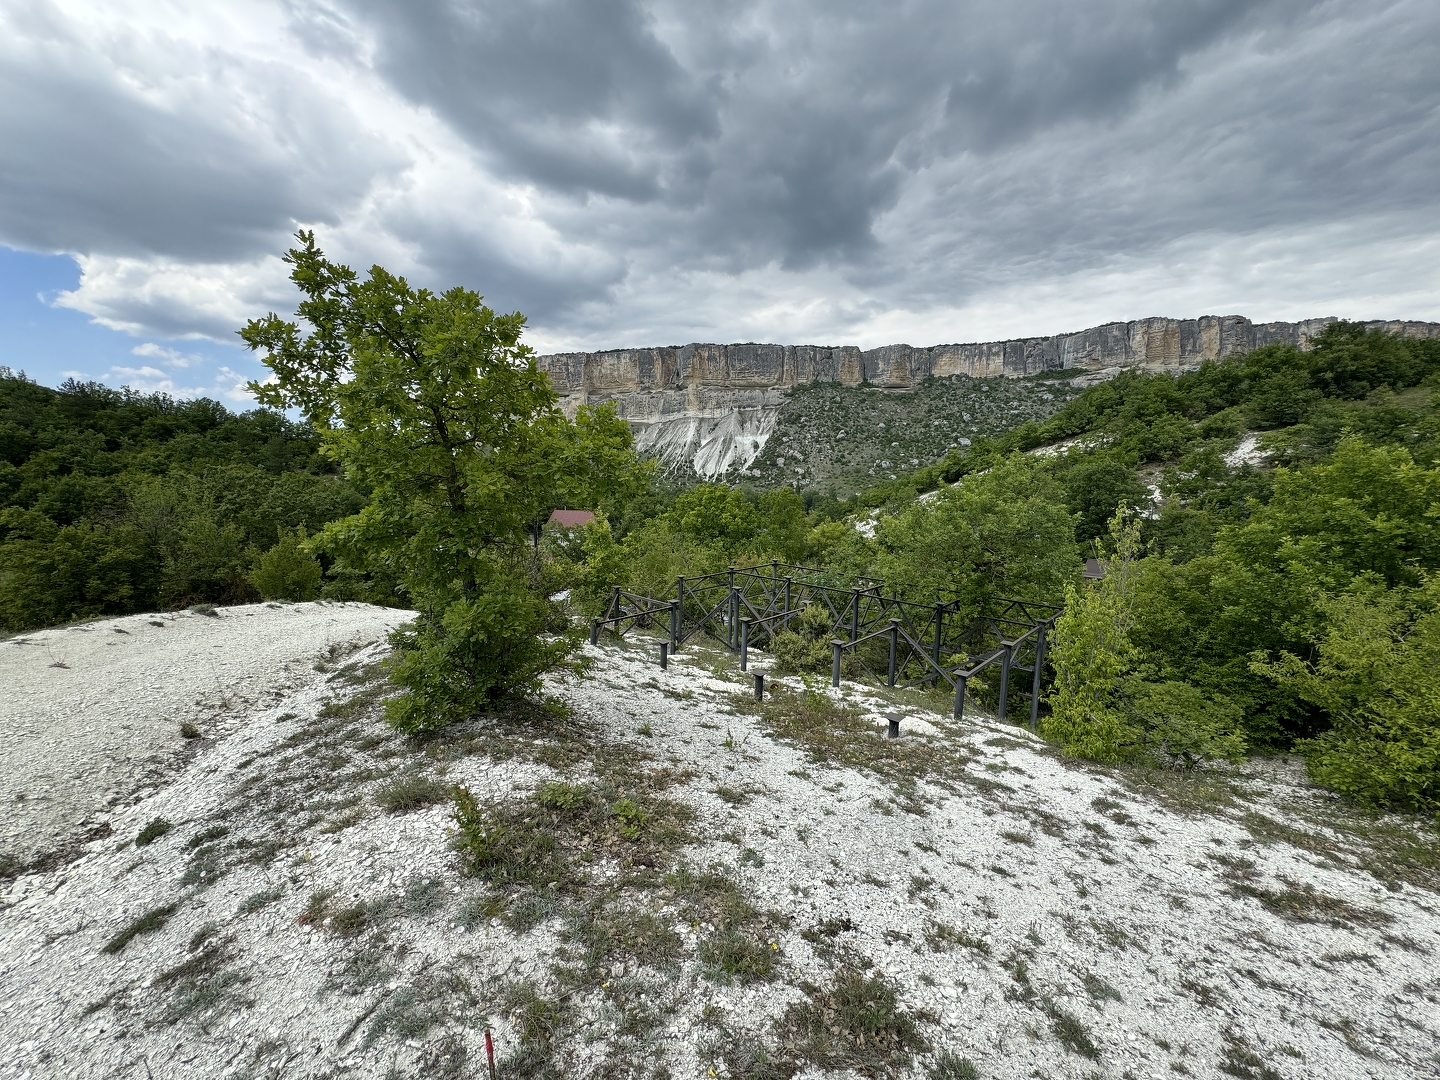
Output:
[539,315,1440,479]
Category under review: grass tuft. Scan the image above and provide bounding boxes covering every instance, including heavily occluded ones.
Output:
[697,929,779,985]
[135,817,173,847]
[928,1051,980,1079]
[775,966,930,1078]
[238,887,283,914]
[375,771,448,814]
[103,902,179,954]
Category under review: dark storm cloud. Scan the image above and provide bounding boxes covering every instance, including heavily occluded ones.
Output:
[0,2,397,261]
[344,0,721,201]
[4,0,1439,347]
[338,0,1312,272]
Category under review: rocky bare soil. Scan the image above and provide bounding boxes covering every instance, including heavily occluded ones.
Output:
[2,609,1438,1080]
[0,603,412,876]
[739,374,1083,493]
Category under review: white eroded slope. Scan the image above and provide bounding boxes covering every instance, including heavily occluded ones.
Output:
[0,633,1435,1079]
[0,602,413,869]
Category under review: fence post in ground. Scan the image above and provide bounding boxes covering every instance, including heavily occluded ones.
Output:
[658,642,668,669]
[753,672,765,701]
[997,640,1014,722]
[953,672,968,720]
[932,603,945,674]
[740,618,751,671]
[887,618,900,687]
[675,576,685,644]
[668,602,679,650]
[831,639,844,688]
[1029,625,1047,730]
[589,620,600,646]
[727,567,736,649]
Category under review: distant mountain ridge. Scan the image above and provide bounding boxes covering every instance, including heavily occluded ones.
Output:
[535,315,1440,480]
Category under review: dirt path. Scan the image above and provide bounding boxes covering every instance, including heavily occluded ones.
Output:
[0,602,412,871]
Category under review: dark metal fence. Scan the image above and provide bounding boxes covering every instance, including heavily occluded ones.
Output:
[589,560,1059,728]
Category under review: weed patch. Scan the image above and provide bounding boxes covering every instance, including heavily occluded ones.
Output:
[135,817,173,847]
[153,939,252,1025]
[697,929,779,985]
[238,887,283,914]
[363,967,477,1048]
[1219,1029,1284,1080]
[924,921,991,955]
[451,780,695,891]
[1081,972,1123,1003]
[186,824,228,849]
[1047,1003,1098,1058]
[774,967,930,1078]
[740,685,967,791]
[1227,878,1393,927]
[376,771,448,814]
[103,902,179,954]
[928,1051,980,1079]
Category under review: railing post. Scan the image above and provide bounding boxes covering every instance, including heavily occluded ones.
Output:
[739,618,751,671]
[1029,625,1047,730]
[783,577,792,631]
[887,618,899,687]
[932,603,944,675]
[668,601,679,650]
[850,589,860,643]
[831,639,844,688]
[609,586,621,621]
[998,640,1014,722]
[771,559,779,609]
[953,672,968,720]
[727,567,736,649]
[589,620,600,646]
[675,575,685,644]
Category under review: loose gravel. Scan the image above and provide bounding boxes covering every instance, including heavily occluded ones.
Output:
[1,618,1436,1080]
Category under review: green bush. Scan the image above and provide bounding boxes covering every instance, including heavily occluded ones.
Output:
[244,233,647,732]
[1256,579,1440,816]
[248,527,322,601]
[873,453,1078,622]
[770,604,854,677]
[1118,677,1246,765]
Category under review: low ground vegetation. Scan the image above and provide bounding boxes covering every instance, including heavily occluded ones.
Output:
[6,628,1436,1079]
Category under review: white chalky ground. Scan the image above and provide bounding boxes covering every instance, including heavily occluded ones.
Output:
[1,606,1436,1079]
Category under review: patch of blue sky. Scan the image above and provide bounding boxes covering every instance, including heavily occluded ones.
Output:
[0,246,266,405]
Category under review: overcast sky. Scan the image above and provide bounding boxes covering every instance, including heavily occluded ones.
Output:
[2,0,1439,401]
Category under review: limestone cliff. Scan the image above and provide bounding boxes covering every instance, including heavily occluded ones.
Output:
[538,315,1440,479]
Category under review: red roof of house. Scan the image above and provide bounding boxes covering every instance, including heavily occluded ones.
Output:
[547,509,595,528]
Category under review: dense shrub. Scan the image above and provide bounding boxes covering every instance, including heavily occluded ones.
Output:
[0,367,366,630]
[244,233,647,731]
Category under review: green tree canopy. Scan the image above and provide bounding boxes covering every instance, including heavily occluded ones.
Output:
[872,453,1079,621]
[242,232,648,730]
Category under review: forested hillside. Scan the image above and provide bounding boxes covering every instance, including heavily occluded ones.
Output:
[0,369,379,632]
[6,319,1438,818]
[564,323,1440,817]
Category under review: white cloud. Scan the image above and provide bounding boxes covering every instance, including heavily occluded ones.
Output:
[131,342,196,368]
[5,0,1439,358]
